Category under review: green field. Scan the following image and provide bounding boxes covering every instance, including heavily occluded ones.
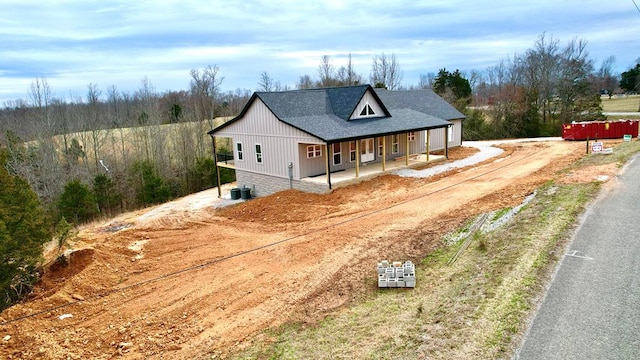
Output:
[601,95,640,113]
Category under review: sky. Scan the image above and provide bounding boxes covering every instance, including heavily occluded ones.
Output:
[1,0,639,104]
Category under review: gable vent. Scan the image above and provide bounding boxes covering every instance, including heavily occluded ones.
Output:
[359,103,375,116]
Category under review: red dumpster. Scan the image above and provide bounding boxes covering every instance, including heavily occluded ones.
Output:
[562,120,639,141]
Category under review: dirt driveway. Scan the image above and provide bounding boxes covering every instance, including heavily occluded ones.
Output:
[0,140,607,359]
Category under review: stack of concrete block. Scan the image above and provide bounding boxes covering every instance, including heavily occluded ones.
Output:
[377,260,415,288]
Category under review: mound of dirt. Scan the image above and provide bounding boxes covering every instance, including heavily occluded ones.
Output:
[219,146,482,225]
[40,248,96,289]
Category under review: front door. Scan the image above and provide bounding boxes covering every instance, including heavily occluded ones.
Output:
[360,138,374,162]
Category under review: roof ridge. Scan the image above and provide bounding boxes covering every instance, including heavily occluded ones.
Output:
[256,84,370,95]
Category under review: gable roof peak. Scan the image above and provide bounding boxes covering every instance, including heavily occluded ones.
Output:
[254,84,384,121]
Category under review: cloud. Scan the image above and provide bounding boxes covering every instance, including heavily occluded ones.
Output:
[0,0,639,103]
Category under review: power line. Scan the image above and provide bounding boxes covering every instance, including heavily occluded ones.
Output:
[633,0,640,14]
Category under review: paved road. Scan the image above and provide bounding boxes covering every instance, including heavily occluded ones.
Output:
[603,112,640,116]
[515,154,640,359]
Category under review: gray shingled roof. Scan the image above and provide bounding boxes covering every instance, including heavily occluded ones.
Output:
[373,88,465,121]
[256,85,383,121]
[210,84,464,143]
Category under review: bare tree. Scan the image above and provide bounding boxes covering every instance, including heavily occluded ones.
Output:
[370,53,403,90]
[217,88,252,117]
[84,83,109,171]
[467,69,482,94]
[317,55,337,87]
[106,85,121,127]
[132,77,160,162]
[23,77,72,202]
[105,85,129,173]
[50,97,72,165]
[189,66,224,163]
[28,76,53,135]
[418,73,435,89]
[257,72,284,92]
[189,65,224,127]
[336,53,363,86]
[257,71,275,92]
[297,74,314,89]
[523,33,560,123]
[556,38,596,123]
[596,56,618,98]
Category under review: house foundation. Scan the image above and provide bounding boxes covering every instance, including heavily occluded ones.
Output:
[236,170,330,197]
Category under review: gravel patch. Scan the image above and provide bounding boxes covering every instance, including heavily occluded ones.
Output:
[394,138,562,179]
[394,141,504,178]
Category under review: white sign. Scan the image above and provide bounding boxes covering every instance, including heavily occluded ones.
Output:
[591,142,603,153]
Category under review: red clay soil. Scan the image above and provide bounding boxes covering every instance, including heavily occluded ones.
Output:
[0,141,616,359]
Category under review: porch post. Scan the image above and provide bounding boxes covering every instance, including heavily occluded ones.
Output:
[211,135,222,198]
[444,126,449,159]
[355,140,360,178]
[426,130,430,162]
[405,132,410,166]
[325,144,332,189]
[381,136,386,171]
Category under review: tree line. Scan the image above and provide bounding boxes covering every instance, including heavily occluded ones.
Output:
[0,33,636,310]
[462,34,620,139]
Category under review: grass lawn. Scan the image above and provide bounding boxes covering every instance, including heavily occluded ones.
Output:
[601,95,640,112]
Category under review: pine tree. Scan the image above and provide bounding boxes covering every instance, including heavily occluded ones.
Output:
[0,147,51,310]
[58,179,98,224]
[433,68,472,110]
[93,173,121,216]
[619,64,640,93]
[132,160,172,205]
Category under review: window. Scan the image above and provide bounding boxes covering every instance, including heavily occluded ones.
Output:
[306,144,322,158]
[255,144,263,163]
[408,132,415,141]
[332,143,342,165]
[349,141,357,162]
[378,137,384,157]
[359,103,376,116]
[448,126,454,142]
[236,142,243,161]
[392,134,399,153]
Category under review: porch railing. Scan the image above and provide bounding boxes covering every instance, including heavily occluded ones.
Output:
[216,153,234,164]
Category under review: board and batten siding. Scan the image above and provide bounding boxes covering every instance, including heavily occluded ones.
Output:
[214,99,323,180]
[408,131,426,155]
[298,144,327,178]
[428,119,463,151]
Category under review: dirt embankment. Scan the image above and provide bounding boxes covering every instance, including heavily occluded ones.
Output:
[1,140,611,359]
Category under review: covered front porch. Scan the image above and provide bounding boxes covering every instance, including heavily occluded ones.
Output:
[301,152,446,189]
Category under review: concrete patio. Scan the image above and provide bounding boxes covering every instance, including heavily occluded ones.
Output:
[301,153,446,188]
